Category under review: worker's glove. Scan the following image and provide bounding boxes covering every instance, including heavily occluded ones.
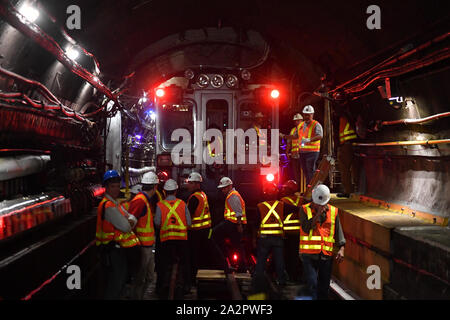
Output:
[127,214,138,229]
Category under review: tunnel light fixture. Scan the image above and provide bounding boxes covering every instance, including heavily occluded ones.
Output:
[66,46,80,61]
[19,4,40,23]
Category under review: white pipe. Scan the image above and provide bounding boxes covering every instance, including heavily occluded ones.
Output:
[0,155,51,181]
[128,166,155,176]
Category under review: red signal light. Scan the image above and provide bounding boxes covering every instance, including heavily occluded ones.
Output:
[156,88,165,98]
[270,89,280,99]
[266,174,275,182]
[232,253,238,261]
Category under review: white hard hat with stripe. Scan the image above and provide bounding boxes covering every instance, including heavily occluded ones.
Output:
[217,177,233,188]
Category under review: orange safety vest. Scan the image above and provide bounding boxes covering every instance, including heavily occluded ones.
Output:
[95,197,140,248]
[298,120,321,152]
[224,189,247,224]
[339,116,357,144]
[156,189,165,202]
[254,125,267,146]
[132,192,155,246]
[290,126,300,153]
[281,195,303,232]
[299,203,338,256]
[158,199,188,242]
[257,201,284,236]
[188,191,212,230]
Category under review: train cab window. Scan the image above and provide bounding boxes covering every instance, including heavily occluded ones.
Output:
[206,99,228,132]
[159,103,195,150]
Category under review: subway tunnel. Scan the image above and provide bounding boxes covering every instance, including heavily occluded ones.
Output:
[0,0,449,304]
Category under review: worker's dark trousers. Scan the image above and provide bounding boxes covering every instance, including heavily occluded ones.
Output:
[100,245,128,300]
[254,236,287,285]
[158,240,189,299]
[299,152,319,185]
[188,228,211,285]
[211,220,247,272]
[154,228,162,295]
[301,254,333,300]
[338,143,358,194]
[289,157,301,188]
[284,232,301,282]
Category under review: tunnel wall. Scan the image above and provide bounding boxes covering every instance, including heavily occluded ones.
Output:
[354,64,450,220]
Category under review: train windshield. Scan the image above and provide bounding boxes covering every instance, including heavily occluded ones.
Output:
[159,103,195,150]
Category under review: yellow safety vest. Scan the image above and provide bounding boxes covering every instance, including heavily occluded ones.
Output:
[257,201,284,236]
[339,117,357,144]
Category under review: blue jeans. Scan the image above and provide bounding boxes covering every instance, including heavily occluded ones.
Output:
[255,236,287,285]
[300,152,319,185]
[301,254,333,300]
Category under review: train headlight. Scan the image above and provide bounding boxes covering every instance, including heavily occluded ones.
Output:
[211,74,224,88]
[225,74,238,88]
[197,74,210,88]
[241,69,251,81]
[184,69,195,80]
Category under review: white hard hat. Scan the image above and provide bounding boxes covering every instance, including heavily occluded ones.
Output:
[187,172,203,182]
[302,105,315,114]
[312,184,331,206]
[217,176,233,189]
[293,113,303,121]
[255,112,264,118]
[141,171,159,185]
[164,179,178,191]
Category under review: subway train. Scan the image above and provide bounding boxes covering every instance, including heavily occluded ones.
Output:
[0,0,449,302]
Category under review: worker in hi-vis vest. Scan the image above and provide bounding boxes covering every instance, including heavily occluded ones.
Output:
[280,180,303,283]
[154,179,191,299]
[336,105,359,198]
[281,105,323,185]
[287,113,303,188]
[128,171,159,299]
[211,177,249,273]
[299,184,345,300]
[185,172,212,288]
[253,182,299,290]
[96,170,139,299]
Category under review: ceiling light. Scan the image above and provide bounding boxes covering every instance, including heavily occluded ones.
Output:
[19,4,39,23]
[66,47,80,61]
[211,74,224,88]
[197,74,210,88]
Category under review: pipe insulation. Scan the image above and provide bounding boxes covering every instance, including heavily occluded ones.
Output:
[0,155,51,181]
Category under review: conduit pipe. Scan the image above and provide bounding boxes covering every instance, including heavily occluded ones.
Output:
[0,155,51,181]
[353,139,450,147]
[381,112,450,126]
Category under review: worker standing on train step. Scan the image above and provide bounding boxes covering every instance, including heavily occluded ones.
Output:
[287,113,303,187]
[211,177,249,274]
[299,184,345,300]
[253,183,297,288]
[96,170,140,299]
[336,107,359,198]
[128,171,159,299]
[154,179,191,299]
[186,172,212,288]
[280,180,303,283]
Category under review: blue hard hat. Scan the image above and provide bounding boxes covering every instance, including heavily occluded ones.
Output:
[103,170,120,183]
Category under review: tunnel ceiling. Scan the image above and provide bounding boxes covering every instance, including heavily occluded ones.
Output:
[40,0,449,91]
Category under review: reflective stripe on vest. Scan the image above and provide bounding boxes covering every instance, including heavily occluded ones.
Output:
[298,120,320,152]
[290,127,299,153]
[133,193,155,246]
[254,125,266,146]
[299,203,337,255]
[189,191,212,230]
[96,197,140,248]
[258,201,283,235]
[280,195,302,231]
[339,117,357,144]
[159,199,187,241]
[224,190,247,224]
[156,189,164,202]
